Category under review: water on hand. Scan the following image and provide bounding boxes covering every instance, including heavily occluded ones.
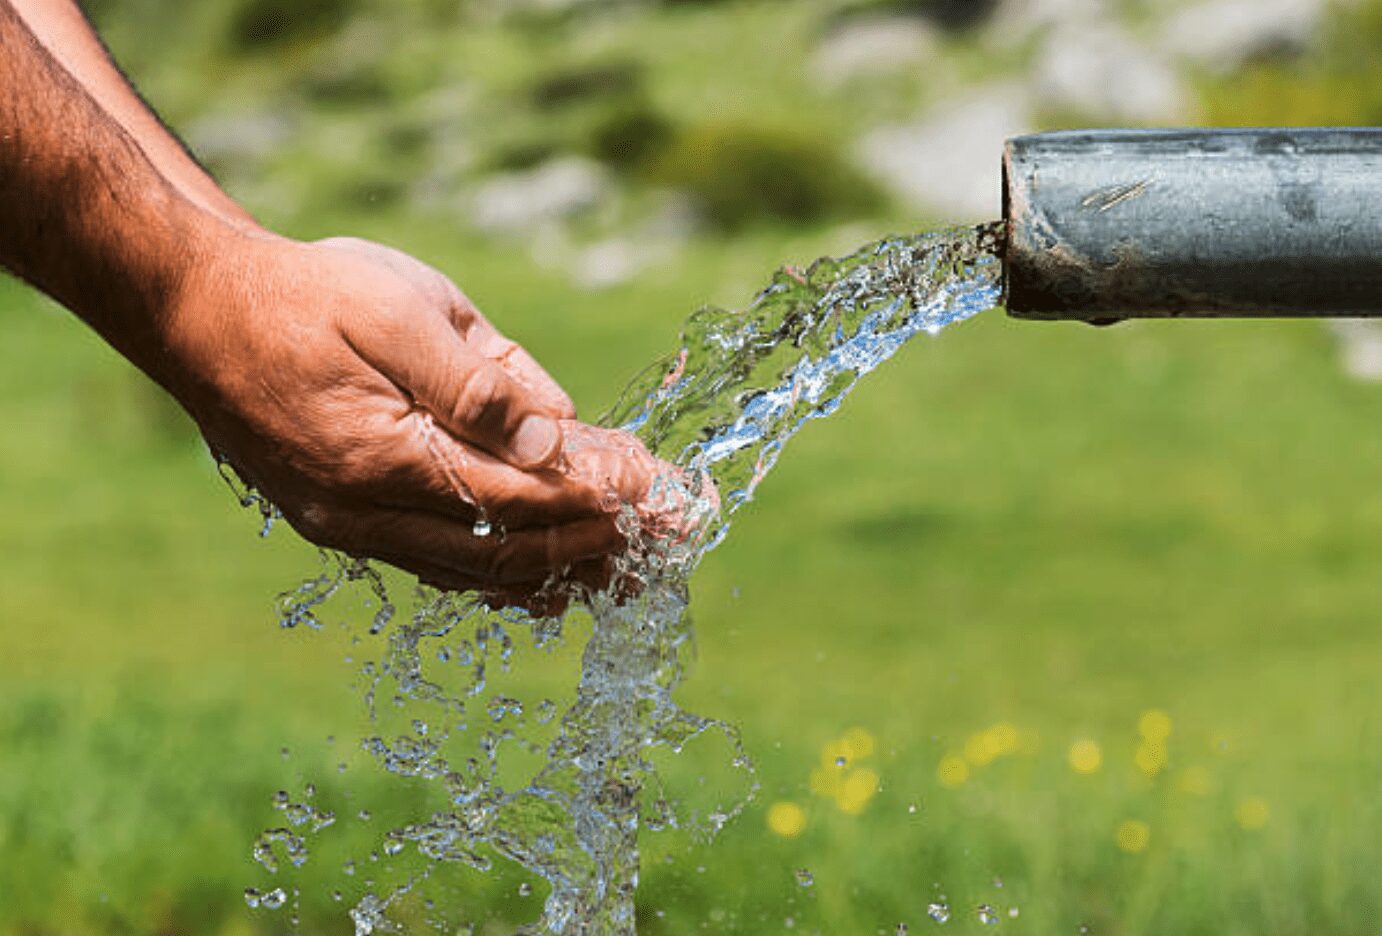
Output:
[246,224,1004,934]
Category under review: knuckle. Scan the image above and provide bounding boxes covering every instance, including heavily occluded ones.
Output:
[331,447,382,491]
[288,500,354,550]
[452,364,510,430]
[287,500,332,541]
[450,295,481,332]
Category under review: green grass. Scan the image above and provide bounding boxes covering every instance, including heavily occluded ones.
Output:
[7,220,1382,933]
[7,0,1382,932]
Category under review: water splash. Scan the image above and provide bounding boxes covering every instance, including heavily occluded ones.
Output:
[606,224,1004,546]
[246,225,1003,933]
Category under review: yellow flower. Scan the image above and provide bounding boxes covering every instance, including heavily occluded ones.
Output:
[1134,741,1169,777]
[1176,766,1214,796]
[836,767,880,815]
[990,722,1020,756]
[964,731,1000,767]
[1068,739,1103,774]
[1138,709,1173,742]
[937,753,970,788]
[821,738,853,769]
[1115,819,1151,854]
[767,801,807,838]
[964,722,1021,768]
[809,766,843,798]
[1235,796,1270,830]
[841,727,876,761]
[811,730,882,814]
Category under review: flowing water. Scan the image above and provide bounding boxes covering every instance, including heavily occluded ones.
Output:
[246,223,1004,933]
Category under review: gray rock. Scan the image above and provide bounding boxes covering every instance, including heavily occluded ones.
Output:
[570,238,648,290]
[855,85,1034,222]
[988,0,1107,45]
[568,195,693,290]
[1032,20,1190,123]
[470,157,611,235]
[810,16,940,88]
[1328,319,1382,383]
[1158,0,1329,71]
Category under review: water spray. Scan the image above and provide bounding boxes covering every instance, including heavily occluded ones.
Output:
[1003,128,1382,320]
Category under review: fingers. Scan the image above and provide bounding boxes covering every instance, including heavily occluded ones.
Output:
[473,557,621,618]
[344,308,564,471]
[308,505,627,586]
[371,414,649,528]
[464,317,577,420]
[318,235,576,420]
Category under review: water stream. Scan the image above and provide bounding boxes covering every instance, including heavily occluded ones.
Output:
[246,223,1004,933]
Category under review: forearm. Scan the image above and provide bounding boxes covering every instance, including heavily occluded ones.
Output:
[0,0,233,384]
[9,0,257,228]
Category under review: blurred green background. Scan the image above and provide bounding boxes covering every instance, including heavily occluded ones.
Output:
[6,0,1382,932]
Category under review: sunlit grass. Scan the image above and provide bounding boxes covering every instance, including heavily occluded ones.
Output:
[6,0,1382,931]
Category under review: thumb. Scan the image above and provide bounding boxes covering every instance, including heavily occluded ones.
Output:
[347,309,562,470]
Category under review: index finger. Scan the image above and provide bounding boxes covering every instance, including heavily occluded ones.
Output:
[461,309,577,421]
[375,412,651,529]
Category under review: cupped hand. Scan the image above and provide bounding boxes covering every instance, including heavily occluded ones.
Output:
[157,232,665,595]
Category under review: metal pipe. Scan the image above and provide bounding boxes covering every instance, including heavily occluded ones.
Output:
[1003,128,1382,319]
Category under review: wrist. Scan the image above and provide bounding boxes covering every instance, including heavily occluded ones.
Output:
[151,217,291,417]
[93,187,262,389]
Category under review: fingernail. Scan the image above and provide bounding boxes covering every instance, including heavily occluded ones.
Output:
[510,415,560,467]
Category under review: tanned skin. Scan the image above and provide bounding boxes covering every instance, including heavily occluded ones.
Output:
[0,0,666,600]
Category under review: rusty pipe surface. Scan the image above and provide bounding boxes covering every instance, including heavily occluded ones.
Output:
[1003,128,1382,319]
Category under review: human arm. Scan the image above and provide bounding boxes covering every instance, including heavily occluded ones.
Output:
[0,0,656,595]
[10,0,257,228]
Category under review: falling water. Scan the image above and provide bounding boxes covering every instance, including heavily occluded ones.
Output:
[246,224,1004,933]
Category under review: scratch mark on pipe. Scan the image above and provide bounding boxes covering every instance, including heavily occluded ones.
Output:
[1080,178,1153,213]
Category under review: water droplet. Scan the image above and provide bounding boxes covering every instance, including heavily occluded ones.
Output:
[835,756,847,768]
[357,810,372,822]
[488,696,524,722]
[1008,907,1020,919]
[794,868,814,888]
[342,860,356,876]
[518,882,533,897]
[977,904,999,925]
[472,519,492,537]
[927,902,951,924]
[260,888,287,910]
[332,891,343,902]
[908,802,920,814]
[244,888,261,908]
[896,925,910,936]
[992,877,1003,889]
[304,783,316,798]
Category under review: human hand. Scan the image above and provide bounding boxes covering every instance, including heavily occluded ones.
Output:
[480,420,717,614]
[157,232,660,596]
